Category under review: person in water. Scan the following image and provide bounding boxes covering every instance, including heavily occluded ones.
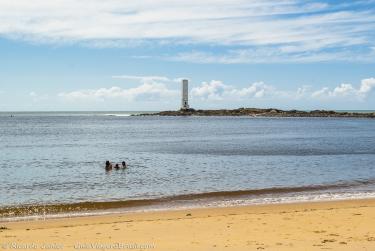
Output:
[114,163,120,169]
[105,160,112,171]
[122,161,127,169]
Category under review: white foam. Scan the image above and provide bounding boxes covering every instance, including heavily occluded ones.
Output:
[203,191,375,208]
[103,113,132,117]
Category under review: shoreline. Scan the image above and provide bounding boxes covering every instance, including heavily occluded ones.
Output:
[2,179,375,221]
[2,189,375,223]
[1,198,375,250]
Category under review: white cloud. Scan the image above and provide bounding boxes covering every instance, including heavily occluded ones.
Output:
[359,78,375,94]
[191,80,283,101]
[112,75,170,83]
[295,85,312,99]
[191,80,232,101]
[58,77,375,104]
[0,0,333,45]
[170,46,375,64]
[312,78,375,100]
[311,87,330,98]
[333,84,356,97]
[0,1,374,62]
[59,83,178,102]
[192,78,375,102]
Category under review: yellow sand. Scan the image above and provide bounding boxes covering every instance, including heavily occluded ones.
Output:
[1,199,375,251]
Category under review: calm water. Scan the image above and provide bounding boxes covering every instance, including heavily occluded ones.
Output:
[1,112,375,212]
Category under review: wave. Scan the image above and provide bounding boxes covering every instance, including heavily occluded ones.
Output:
[1,179,375,221]
[103,113,132,117]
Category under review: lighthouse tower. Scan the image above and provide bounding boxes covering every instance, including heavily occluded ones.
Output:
[181,79,189,110]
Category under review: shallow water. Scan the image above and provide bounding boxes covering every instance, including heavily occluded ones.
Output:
[1,113,375,215]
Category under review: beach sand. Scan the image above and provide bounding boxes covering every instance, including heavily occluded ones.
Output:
[1,199,375,251]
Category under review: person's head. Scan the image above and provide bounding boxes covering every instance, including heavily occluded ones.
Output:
[122,161,126,166]
[106,160,110,166]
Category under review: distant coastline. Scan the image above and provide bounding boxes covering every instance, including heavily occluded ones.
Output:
[138,108,375,118]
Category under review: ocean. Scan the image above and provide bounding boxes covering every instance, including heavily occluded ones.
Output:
[1,112,375,220]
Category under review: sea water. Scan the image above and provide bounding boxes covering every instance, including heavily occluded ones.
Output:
[1,112,375,218]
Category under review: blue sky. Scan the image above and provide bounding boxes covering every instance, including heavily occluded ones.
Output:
[0,0,374,111]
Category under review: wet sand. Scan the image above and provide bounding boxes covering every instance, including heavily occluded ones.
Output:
[1,199,375,251]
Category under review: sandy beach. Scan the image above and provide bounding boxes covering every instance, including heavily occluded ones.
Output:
[1,199,375,251]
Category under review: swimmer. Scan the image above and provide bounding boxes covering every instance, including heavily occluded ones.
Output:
[105,160,112,171]
[122,161,127,169]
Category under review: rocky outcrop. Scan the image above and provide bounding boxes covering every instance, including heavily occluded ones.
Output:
[138,108,375,118]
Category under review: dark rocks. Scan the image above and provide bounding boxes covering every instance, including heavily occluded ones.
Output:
[138,108,375,118]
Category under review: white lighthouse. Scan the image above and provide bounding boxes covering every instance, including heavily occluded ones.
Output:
[181,79,189,110]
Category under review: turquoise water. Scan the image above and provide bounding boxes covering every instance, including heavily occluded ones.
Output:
[1,112,375,212]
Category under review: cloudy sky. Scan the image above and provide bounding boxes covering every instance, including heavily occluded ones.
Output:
[0,0,375,111]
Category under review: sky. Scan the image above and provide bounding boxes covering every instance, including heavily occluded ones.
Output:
[0,0,375,111]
